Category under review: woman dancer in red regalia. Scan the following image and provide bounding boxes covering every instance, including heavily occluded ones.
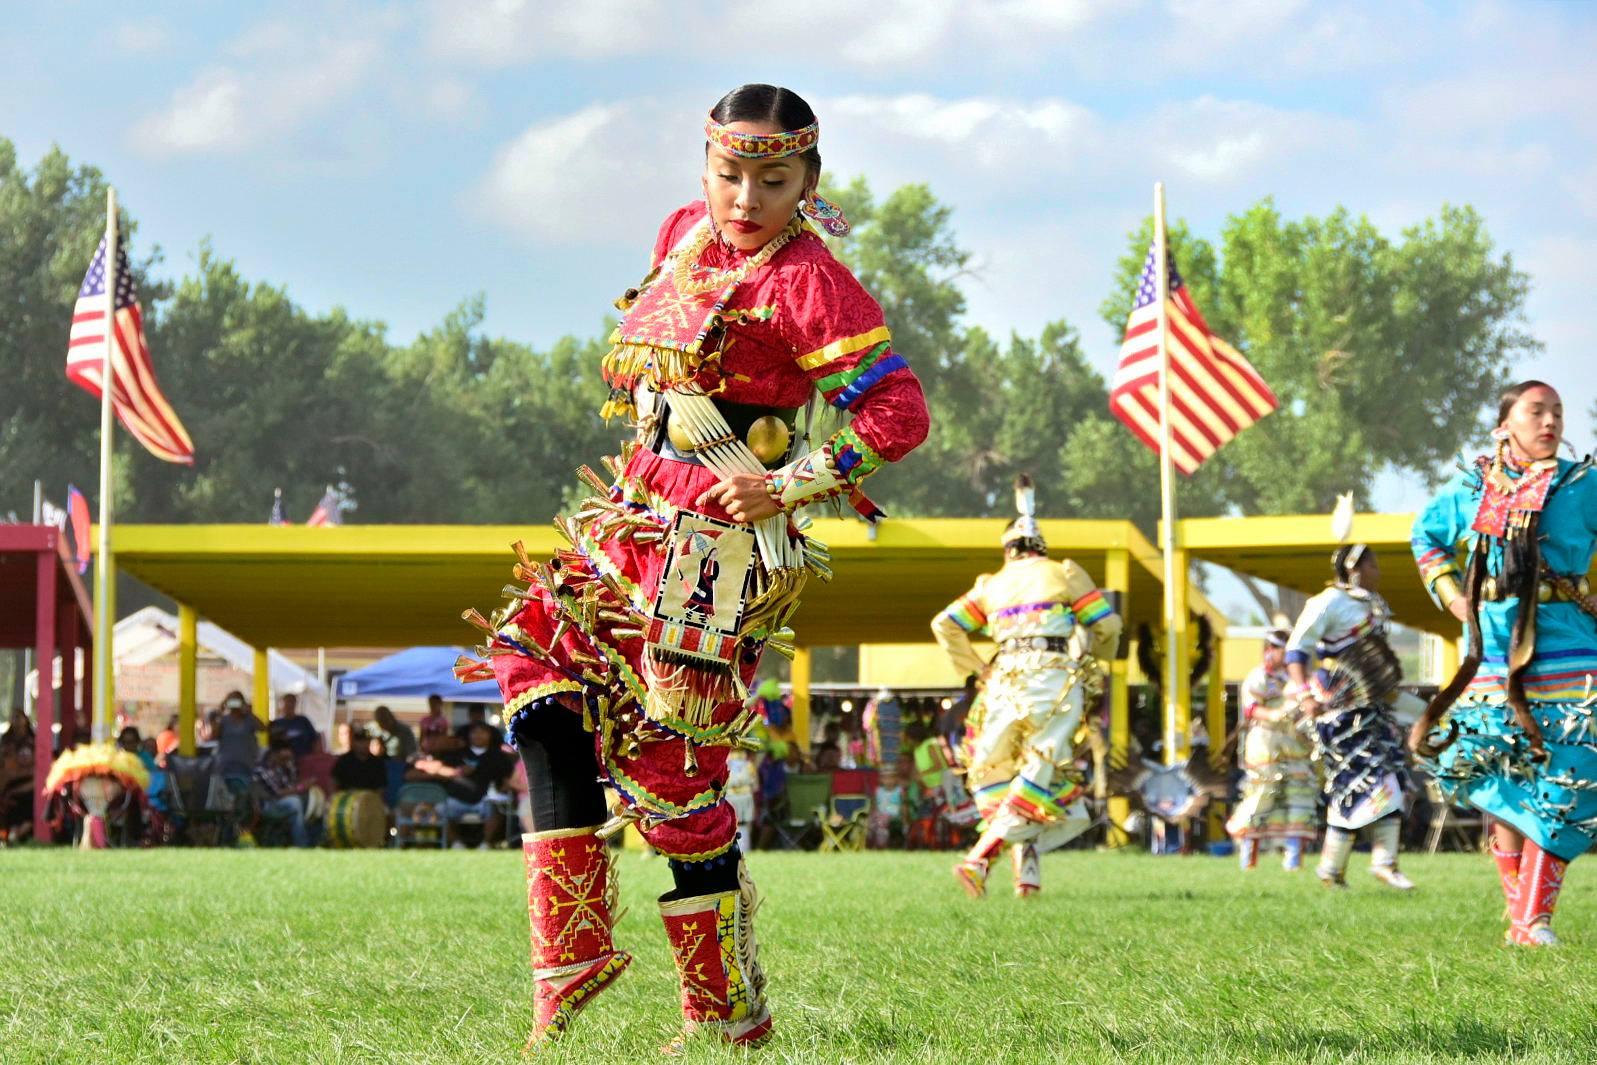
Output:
[461,84,928,1051]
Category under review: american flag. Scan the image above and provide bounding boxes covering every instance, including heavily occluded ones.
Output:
[66,235,195,464]
[1108,245,1277,475]
[67,485,91,574]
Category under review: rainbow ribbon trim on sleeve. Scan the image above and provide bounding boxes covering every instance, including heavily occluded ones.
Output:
[940,594,988,634]
[1071,589,1112,627]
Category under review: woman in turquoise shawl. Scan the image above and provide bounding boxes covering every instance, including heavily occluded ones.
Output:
[1411,380,1597,947]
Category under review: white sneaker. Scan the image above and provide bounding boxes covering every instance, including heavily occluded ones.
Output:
[1371,866,1415,890]
[475,841,490,851]
[450,841,467,850]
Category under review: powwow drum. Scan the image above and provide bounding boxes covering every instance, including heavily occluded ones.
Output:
[324,789,387,848]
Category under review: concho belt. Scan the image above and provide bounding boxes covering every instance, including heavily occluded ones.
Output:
[1479,573,1590,604]
[649,397,798,469]
[998,635,1072,656]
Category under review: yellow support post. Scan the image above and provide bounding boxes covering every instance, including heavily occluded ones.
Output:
[253,647,271,724]
[98,551,118,740]
[1206,620,1228,843]
[790,647,812,756]
[178,603,198,757]
[1167,546,1191,764]
[1440,633,1461,682]
[1104,548,1131,848]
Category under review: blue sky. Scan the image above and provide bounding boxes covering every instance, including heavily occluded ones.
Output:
[6,0,1596,513]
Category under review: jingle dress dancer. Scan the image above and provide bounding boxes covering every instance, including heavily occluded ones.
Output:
[1225,628,1317,870]
[1286,546,1417,890]
[1411,380,1597,947]
[932,476,1123,898]
[460,84,929,1048]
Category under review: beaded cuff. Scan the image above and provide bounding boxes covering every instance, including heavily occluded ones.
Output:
[763,427,884,514]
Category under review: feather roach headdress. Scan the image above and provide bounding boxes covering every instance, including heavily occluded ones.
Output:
[1002,473,1046,553]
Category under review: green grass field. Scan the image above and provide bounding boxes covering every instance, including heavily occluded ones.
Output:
[2,848,1595,1064]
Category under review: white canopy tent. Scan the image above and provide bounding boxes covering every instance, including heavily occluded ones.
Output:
[30,606,333,736]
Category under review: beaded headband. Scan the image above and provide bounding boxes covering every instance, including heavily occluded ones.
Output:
[704,114,819,159]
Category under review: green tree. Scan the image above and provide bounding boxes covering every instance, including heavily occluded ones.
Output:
[820,178,985,515]
[1101,201,1537,515]
[1100,201,1537,615]
[130,247,399,522]
[0,140,164,518]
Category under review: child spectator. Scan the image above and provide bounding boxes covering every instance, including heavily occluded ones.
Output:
[417,695,451,753]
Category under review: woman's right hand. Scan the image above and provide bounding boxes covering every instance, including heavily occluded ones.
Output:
[1447,596,1470,625]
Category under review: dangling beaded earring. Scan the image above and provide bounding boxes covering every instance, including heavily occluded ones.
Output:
[801,193,851,237]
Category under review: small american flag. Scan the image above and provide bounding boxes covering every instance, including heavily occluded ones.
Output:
[66,235,195,464]
[1109,245,1277,475]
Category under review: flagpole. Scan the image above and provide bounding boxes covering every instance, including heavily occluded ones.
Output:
[92,187,118,743]
[1153,181,1184,768]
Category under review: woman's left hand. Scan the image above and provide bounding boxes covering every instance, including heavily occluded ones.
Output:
[696,473,781,524]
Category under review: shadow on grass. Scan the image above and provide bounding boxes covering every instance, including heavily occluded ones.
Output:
[1238,1018,1554,1058]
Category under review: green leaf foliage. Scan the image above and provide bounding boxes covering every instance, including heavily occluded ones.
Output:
[0,140,1539,537]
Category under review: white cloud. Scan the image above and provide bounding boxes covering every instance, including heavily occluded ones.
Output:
[1166,0,1311,49]
[425,0,1127,70]
[105,18,175,55]
[133,24,387,156]
[135,69,251,153]
[1142,97,1357,186]
[468,89,1355,246]
[424,0,671,65]
[469,100,701,244]
[416,78,482,124]
[825,94,1100,179]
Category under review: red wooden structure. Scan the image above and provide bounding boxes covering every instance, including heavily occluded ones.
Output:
[0,525,94,842]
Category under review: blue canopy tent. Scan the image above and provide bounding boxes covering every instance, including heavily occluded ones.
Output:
[336,646,501,702]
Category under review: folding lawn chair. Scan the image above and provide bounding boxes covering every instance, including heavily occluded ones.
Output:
[819,793,870,852]
[772,772,831,849]
[394,782,450,848]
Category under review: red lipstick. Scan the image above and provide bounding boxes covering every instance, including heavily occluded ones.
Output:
[726,219,762,235]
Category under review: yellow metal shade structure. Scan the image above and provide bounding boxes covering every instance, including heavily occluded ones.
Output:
[108,519,1216,649]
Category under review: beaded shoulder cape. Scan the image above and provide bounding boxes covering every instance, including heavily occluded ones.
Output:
[601,215,807,420]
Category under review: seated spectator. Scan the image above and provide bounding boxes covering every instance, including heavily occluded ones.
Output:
[196,709,222,756]
[813,742,842,772]
[156,715,181,759]
[296,747,338,805]
[452,704,503,749]
[117,726,169,844]
[332,730,388,793]
[370,705,418,763]
[217,692,265,784]
[418,695,451,753]
[725,748,759,851]
[253,741,312,848]
[0,708,37,843]
[868,763,906,849]
[268,693,319,758]
[407,721,511,848]
[506,753,533,844]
